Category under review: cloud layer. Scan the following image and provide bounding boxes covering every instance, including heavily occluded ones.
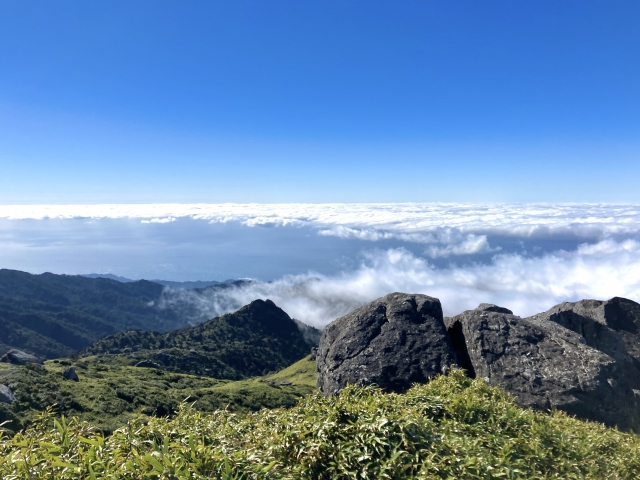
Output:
[2,204,639,326]
[3,203,639,260]
[2,203,640,237]
[159,238,640,329]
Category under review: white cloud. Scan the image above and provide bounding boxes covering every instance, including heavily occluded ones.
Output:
[1,203,639,237]
[425,234,498,258]
[141,217,176,224]
[3,203,639,258]
[158,239,640,329]
[3,203,638,326]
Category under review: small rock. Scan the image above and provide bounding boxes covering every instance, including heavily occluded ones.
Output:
[62,366,79,382]
[0,384,14,403]
[310,347,318,360]
[278,381,292,386]
[0,349,41,365]
[189,348,196,354]
[135,360,161,369]
[476,303,513,314]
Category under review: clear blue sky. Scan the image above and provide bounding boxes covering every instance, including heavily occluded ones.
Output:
[1,1,639,203]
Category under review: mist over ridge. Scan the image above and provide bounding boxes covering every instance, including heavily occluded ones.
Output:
[1,203,639,329]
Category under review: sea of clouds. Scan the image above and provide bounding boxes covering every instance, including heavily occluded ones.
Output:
[2,203,639,327]
[158,239,640,327]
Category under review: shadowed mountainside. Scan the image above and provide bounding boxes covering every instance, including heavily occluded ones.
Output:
[79,299,319,379]
[0,269,193,359]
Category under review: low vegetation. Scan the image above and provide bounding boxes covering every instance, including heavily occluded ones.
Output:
[0,357,316,434]
[1,370,639,479]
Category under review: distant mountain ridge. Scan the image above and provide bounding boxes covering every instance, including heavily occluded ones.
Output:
[0,269,192,358]
[79,299,319,379]
[82,274,223,290]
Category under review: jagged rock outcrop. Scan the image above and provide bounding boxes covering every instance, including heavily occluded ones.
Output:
[0,384,14,404]
[0,349,41,365]
[62,366,79,382]
[445,304,640,430]
[317,293,456,394]
[526,297,640,364]
[317,292,640,430]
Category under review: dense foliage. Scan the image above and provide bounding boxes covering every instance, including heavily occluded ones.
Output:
[79,300,317,379]
[0,357,316,434]
[0,269,189,358]
[1,370,639,479]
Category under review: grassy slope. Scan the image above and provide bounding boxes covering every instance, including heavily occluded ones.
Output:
[2,370,640,479]
[0,356,316,434]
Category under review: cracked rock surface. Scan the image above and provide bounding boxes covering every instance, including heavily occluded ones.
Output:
[526,297,640,365]
[446,305,640,430]
[316,292,456,394]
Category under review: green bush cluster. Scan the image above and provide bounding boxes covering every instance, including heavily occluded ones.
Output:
[1,370,639,479]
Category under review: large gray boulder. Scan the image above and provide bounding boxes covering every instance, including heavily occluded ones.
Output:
[0,349,41,365]
[526,297,640,364]
[317,293,456,394]
[0,384,14,404]
[446,304,640,430]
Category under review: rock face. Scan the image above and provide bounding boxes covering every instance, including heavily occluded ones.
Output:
[62,366,79,382]
[317,293,640,430]
[526,297,640,364]
[317,293,456,394]
[445,304,640,430]
[0,384,14,404]
[0,349,41,365]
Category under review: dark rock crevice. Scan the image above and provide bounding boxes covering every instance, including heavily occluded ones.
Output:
[447,320,476,378]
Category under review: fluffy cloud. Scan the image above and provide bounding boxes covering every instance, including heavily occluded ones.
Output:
[3,203,639,259]
[141,217,176,224]
[2,203,639,238]
[158,239,640,329]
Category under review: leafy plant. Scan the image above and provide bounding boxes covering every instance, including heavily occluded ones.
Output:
[1,369,639,479]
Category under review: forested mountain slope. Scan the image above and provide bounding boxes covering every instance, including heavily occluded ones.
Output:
[0,269,186,358]
[79,299,318,379]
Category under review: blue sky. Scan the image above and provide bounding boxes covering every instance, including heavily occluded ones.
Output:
[1,1,639,203]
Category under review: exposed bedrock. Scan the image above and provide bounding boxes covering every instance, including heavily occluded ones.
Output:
[445,304,640,430]
[316,292,456,394]
[317,294,640,430]
[526,297,640,365]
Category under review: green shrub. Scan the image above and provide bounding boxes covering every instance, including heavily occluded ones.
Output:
[1,370,639,479]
